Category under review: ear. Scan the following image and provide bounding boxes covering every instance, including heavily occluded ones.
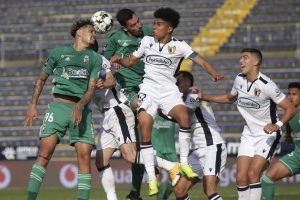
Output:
[168,26,173,34]
[122,26,128,32]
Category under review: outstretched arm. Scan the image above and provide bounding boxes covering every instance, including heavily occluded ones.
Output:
[23,71,49,126]
[192,54,224,82]
[110,54,139,68]
[195,86,237,104]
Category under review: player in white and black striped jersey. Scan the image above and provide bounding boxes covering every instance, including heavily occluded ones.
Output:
[199,48,296,200]
[173,71,226,200]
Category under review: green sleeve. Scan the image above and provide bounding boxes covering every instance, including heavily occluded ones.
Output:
[42,48,58,75]
[90,52,102,80]
[102,34,117,60]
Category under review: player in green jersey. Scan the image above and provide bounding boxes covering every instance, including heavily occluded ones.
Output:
[101,8,152,200]
[23,18,102,200]
[152,115,177,200]
[262,82,300,200]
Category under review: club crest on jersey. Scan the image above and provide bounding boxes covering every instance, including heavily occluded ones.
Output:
[84,55,89,63]
[254,88,261,96]
[168,46,176,54]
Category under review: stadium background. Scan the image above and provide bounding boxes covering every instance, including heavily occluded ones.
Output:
[0,0,299,198]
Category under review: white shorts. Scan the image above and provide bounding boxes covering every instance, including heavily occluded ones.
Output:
[138,84,184,118]
[96,103,136,150]
[188,143,227,178]
[237,126,281,161]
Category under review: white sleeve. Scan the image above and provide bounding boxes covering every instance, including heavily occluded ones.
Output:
[102,56,111,72]
[180,41,194,59]
[265,80,286,104]
[132,36,148,58]
[230,76,238,96]
[185,93,200,110]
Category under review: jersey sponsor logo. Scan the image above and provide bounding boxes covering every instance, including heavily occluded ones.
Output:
[61,67,89,79]
[0,165,11,189]
[168,46,176,54]
[145,55,172,67]
[254,88,261,96]
[117,39,131,47]
[83,55,89,63]
[237,97,260,109]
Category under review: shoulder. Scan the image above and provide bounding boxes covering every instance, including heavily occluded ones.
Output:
[107,29,124,40]
[258,73,271,85]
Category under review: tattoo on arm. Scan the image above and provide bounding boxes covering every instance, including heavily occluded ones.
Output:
[31,72,48,105]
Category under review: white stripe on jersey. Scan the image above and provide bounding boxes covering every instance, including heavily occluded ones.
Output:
[230,72,285,136]
[185,93,224,148]
[132,36,194,85]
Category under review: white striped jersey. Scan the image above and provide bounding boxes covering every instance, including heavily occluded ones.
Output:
[132,36,194,86]
[230,72,285,136]
[185,93,224,148]
[92,56,127,111]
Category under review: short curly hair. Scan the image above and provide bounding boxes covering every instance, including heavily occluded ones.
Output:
[154,7,180,28]
[70,18,94,38]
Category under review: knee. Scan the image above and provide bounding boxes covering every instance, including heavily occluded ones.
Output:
[248,169,260,182]
[122,153,135,164]
[236,172,248,185]
[173,185,186,197]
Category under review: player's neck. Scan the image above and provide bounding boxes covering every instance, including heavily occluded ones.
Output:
[73,40,88,52]
[246,70,259,82]
[159,35,172,44]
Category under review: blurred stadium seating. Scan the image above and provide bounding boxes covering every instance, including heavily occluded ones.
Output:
[0,0,299,157]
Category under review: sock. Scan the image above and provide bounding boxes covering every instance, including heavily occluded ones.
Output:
[140,142,156,181]
[157,182,164,200]
[98,165,117,200]
[27,164,46,200]
[208,193,222,200]
[261,175,275,200]
[178,127,192,165]
[249,182,262,200]
[135,149,176,171]
[77,173,92,200]
[176,194,190,200]
[130,163,144,195]
[163,181,174,199]
[237,185,250,200]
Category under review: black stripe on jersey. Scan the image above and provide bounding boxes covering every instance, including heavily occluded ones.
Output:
[215,144,222,176]
[175,57,184,76]
[259,77,268,84]
[111,87,122,104]
[195,107,213,146]
[266,100,281,160]
[113,105,132,143]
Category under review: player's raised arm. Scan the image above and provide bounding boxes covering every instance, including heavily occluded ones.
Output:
[111,54,139,68]
[191,53,224,82]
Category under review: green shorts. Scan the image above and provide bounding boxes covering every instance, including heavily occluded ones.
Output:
[120,87,139,109]
[39,101,95,145]
[154,151,178,162]
[279,149,300,175]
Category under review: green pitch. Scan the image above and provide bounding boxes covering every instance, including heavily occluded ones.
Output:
[1,184,300,200]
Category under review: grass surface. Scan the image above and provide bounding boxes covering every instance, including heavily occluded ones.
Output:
[1,184,300,200]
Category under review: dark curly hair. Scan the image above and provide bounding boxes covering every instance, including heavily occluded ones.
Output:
[154,7,180,28]
[70,18,94,38]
